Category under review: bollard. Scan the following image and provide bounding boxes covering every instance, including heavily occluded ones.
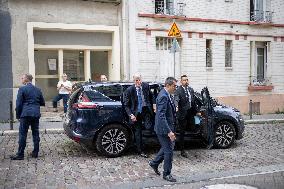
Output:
[9,101,14,130]
[249,99,253,120]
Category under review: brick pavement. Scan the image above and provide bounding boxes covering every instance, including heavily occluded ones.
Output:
[0,123,283,189]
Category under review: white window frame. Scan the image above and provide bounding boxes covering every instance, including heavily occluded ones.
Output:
[254,42,268,85]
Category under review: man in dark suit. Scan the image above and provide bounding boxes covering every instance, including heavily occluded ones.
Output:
[174,75,201,158]
[10,74,45,160]
[149,77,177,182]
[124,73,156,158]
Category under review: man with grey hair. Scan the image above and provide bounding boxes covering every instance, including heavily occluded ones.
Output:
[124,73,156,158]
[10,74,45,160]
[149,77,177,182]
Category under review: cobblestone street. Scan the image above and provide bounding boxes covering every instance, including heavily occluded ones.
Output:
[0,123,283,189]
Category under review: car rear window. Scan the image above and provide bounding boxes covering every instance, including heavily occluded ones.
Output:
[84,91,113,102]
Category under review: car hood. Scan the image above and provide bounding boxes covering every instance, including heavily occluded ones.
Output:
[213,103,240,116]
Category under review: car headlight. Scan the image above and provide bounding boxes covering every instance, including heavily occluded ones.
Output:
[237,114,244,121]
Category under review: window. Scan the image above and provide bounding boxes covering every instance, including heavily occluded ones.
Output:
[155,0,174,15]
[250,0,272,22]
[225,40,232,67]
[156,37,181,50]
[206,39,212,67]
[154,0,185,16]
[63,50,85,81]
[251,41,270,85]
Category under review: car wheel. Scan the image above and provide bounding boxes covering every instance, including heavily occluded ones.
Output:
[96,124,129,157]
[214,121,236,149]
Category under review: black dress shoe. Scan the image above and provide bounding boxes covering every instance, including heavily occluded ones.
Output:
[163,174,177,182]
[10,155,24,160]
[181,151,189,158]
[30,152,38,158]
[207,143,214,149]
[139,152,148,158]
[149,161,161,176]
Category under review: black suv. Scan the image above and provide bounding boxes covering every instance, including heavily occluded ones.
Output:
[63,82,245,157]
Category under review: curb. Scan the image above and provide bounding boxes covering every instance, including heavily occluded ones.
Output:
[115,163,284,189]
[244,119,284,124]
[1,128,64,136]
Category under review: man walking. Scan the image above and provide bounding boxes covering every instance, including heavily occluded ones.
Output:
[174,75,201,157]
[10,74,45,160]
[52,73,72,113]
[149,77,177,182]
[124,73,155,158]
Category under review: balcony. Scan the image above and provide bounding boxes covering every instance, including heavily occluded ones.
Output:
[248,76,274,92]
[155,1,186,16]
[250,10,273,23]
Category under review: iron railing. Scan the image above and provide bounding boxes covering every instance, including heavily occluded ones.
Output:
[250,10,273,23]
[250,76,272,86]
[155,0,186,16]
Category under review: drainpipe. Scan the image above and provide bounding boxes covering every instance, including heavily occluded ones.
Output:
[121,0,128,81]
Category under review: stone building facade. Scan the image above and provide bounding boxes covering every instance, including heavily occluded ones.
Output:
[0,0,283,120]
[128,0,284,114]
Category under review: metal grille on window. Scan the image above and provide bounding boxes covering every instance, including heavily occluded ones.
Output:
[206,39,212,67]
[250,0,272,23]
[225,40,232,67]
[155,0,165,14]
[156,37,181,50]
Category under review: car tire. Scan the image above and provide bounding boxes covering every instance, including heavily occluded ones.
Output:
[96,124,129,158]
[214,121,236,149]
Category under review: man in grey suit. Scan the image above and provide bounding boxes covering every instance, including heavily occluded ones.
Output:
[149,77,177,182]
[175,75,201,157]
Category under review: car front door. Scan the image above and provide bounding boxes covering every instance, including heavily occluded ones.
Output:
[200,87,214,145]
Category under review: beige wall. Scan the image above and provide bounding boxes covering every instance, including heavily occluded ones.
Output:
[8,0,121,87]
[217,94,284,114]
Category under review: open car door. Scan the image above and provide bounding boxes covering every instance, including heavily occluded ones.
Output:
[200,87,215,146]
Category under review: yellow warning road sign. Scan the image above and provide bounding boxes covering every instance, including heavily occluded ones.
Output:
[168,22,181,37]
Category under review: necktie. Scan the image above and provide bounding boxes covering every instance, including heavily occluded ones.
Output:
[137,87,143,113]
[185,87,191,108]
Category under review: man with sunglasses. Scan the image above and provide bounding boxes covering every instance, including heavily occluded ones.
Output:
[174,75,201,157]
[124,73,156,158]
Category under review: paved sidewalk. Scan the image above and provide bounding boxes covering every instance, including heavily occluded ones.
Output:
[0,123,283,188]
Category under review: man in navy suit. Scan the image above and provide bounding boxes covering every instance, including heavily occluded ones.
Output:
[124,73,156,158]
[149,77,177,182]
[10,74,45,160]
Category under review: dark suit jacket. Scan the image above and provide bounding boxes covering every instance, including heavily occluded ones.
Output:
[16,83,45,119]
[174,85,198,120]
[124,82,154,117]
[154,88,176,135]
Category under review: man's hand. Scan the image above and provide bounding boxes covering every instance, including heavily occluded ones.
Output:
[130,114,137,122]
[176,106,179,112]
[196,112,202,116]
[168,131,176,141]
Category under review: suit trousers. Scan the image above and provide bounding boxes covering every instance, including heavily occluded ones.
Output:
[134,112,144,153]
[178,117,188,151]
[17,117,40,157]
[151,134,175,176]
